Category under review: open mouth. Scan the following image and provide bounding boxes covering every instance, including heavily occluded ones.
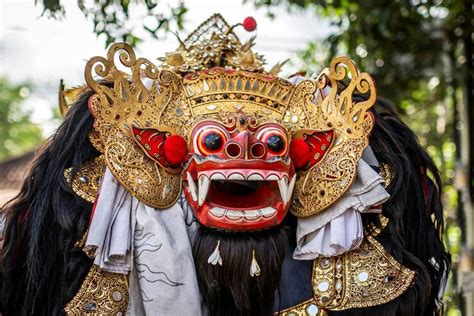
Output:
[183,157,295,230]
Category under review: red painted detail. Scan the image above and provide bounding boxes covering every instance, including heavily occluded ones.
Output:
[182,119,295,231]
[301,130,334,169]
[131,126,171,167]
[183,159,294,231]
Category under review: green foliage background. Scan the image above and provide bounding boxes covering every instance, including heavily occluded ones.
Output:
[0,79,43,161]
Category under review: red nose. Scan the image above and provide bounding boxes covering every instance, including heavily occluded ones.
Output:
[224,131,266,159]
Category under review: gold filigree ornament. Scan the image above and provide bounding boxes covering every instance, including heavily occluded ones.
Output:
[85,14,375,215]
[159,14,266,74]
[277,237,413,316]
[64,155,106,203]
[64,265,129,315]
[278,298,327,316]
[311,236,415,311]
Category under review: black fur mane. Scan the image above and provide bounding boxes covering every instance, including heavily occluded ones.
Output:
[330,97,451,316]
[1,87,99,315]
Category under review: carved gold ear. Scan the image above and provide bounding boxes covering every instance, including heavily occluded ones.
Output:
[85,43,187,209]
[285,57,376,217]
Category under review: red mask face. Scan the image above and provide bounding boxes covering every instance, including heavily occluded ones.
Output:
[183,115,296,231]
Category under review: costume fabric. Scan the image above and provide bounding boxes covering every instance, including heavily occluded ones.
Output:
[294,157,389,260]
[86,169,202,315]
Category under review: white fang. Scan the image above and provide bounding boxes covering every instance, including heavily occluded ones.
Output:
[286,175,296,202]
[198,175,211,206]
[277,177,288,205]
[187,172,197,201]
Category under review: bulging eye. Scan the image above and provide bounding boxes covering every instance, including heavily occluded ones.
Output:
[194,125,228,156]
[266,135,284,152]
[256,126,288,156]
[204,133,223,150]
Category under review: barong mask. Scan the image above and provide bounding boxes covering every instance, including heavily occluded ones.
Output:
[84,14,376,231]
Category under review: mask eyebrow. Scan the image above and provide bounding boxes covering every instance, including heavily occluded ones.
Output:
[254,123,289,138]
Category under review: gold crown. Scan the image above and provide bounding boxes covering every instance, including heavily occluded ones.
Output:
[84,14,376,217]
[159,14,287,75]
[183,68,293,120]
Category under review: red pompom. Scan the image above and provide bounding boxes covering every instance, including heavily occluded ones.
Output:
[164,135,188,166]
[290,138,311,169]
[243,16,257,32]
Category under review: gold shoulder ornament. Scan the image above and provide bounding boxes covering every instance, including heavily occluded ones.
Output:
[312,236,415,311]
[278,236,415,315]
[64,265,129,314]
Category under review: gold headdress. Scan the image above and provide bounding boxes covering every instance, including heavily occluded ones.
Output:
[159,14,266,73]
[84,13,376,217]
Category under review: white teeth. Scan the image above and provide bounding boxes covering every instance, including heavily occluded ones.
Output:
[210,207,225,218]
[260,207,277,218]
[277,177,288,205]
[244,210,260,220]
[228,173,245,180]
[208,207,277,221]
[226,210,244,220]
[186,172,198,201]
[286,175,296,202]
[248,173,264,181]
[198,175,211,206]
[210,173,226,180]
[266,174,279,181]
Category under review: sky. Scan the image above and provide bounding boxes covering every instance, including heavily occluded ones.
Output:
[0,0,333,136]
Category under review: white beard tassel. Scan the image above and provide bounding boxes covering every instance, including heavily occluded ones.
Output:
[250,249,261,277]
[207,240,223,266]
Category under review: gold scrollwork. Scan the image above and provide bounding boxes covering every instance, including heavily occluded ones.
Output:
[277,298,328,316]
[312,236,415,310]
[64,265,129,315]
[85,43,187,209]
[64,155,106,203]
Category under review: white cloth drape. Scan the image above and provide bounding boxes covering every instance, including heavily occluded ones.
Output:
[85,169,202,315]
[293,158,390,260]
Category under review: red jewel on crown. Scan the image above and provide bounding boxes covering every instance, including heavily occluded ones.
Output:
[243,16,257,32]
